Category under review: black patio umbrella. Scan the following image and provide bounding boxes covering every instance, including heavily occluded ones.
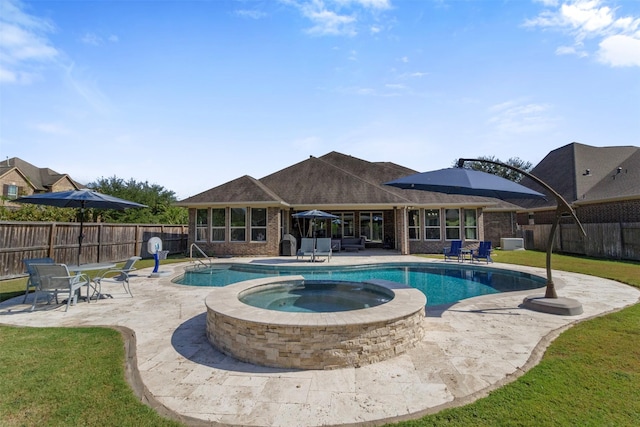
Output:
[385,159,586,315]
[15,189,147,265]
[292,210,339,262]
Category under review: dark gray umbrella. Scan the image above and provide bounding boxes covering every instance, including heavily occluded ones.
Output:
[292,210,338,262]
[384,167,546,199]
[385,159,586,315]
[15,189,147,265]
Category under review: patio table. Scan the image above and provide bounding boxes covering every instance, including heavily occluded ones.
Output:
[66,262,116,300]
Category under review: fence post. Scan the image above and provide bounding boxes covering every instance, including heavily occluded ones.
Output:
[48,222,56,258]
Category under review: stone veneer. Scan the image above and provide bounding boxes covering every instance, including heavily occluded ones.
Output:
[205,276,426,370]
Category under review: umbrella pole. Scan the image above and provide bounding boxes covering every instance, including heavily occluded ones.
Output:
[78,207,85,266]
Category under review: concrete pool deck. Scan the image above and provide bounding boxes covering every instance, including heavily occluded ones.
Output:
[1,253,638,427]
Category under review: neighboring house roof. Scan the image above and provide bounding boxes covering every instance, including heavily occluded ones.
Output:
[177,151,524,210]
[0,157,83,191]
[517,142,640,209]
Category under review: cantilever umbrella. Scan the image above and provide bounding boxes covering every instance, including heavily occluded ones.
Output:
[15,189,147,265]
[384,167,546,200]
[292,210,339,262]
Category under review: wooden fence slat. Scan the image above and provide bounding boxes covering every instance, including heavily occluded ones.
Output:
[0,221,188,279]
[520,222,640,261]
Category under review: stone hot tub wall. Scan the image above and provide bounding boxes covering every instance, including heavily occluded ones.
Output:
[205,276,427,370]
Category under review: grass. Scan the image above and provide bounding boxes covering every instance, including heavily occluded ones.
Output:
[0,251,638,426]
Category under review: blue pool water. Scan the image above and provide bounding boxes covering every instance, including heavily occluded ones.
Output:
[174,262,545,307]
[239,280,393,313]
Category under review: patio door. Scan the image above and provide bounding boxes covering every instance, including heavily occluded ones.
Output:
[360,212,383,242]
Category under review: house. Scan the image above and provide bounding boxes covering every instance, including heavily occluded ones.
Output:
[176,152,523,256]
[0,157,83,207]
[516,142,640,225]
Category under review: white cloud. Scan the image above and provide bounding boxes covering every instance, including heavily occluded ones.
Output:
[488,100,556,134]
[283,0,392,36]
[525,0,640,67]
[81,32,102,46]
[598,34,640,67]
[235,9,268,20]
[81,32,119,46]
[0,0,59,84]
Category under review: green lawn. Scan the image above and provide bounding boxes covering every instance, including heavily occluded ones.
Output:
[1,252,638,426]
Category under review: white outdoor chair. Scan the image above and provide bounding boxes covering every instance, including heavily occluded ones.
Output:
[92,256,141,298]
[296,238,315,260]
[30,263,91,312]
[315,238,332,262]
[22,257,55,303]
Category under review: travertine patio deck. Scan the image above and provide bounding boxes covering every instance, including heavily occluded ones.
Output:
[1,254,638,426]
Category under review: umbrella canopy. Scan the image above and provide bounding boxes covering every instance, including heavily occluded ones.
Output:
[384,168,546,200]
[292,209,340,220]
[15,189,148,209]
[15,189,147,265]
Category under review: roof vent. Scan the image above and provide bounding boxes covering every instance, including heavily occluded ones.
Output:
[583,169,591,176]
[617,167,622,174]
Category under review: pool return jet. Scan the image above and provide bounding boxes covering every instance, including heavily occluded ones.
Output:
[385,158,586,316]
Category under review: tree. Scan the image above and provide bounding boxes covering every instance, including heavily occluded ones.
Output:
[87,176,188,224]
[0,203,77,222]
[452,155,533,183]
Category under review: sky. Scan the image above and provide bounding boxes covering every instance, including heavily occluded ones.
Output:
[1,0,639,200]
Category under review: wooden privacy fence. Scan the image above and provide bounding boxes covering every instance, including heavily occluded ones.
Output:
[521,222,640,261]
[0,221,188,279]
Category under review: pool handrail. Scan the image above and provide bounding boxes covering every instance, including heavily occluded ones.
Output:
[189,243,212,267]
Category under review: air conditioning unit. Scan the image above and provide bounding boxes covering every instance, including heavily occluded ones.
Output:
[501,238,524,251]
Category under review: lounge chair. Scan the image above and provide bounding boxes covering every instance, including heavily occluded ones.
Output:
[443,240,462,262]
[93,256,141,298]
[472,241,493,263]
[296,238,315,260]
[22,257,55,303]
[30,263,91,311]
[315,238,332,262]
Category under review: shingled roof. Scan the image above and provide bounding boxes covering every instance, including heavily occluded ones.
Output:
[177,175,286,206]
[0,157,83,191]
[178,151,521,209]
[517,142,640,209]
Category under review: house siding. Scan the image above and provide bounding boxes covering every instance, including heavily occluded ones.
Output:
[0,170,31,207]
[483,211,518,247]
[518,199,640,225]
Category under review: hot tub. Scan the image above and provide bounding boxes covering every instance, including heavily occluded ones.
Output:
[205,276,426,370]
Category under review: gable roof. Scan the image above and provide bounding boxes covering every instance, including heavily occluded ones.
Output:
[178,151,522,209]
[0,157,83,191]
[178,175,287,206]
[517,142,640,209]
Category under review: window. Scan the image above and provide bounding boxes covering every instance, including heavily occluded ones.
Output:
[196,209,208,242]
[331,212,354,238]
[424,209,441,240]
[464,209,478,240]
[211,208,226,242]
[408,209,420,240]
[230,208,246,242]
[445,208,460,240]
[251,208,267,242]
[360,212,383,242]
[5,184,18,200]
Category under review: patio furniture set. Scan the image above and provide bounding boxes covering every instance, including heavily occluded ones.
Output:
[444,240,493,263]
[23,256,141,312]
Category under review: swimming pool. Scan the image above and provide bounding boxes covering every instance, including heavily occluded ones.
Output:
[174,262,545,307]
